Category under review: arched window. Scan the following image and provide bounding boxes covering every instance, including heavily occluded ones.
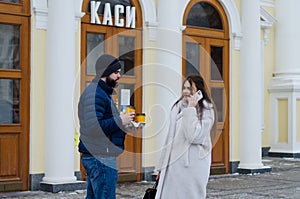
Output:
[186,2,223,29]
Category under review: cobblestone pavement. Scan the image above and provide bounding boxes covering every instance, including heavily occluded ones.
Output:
[1,157,300,199]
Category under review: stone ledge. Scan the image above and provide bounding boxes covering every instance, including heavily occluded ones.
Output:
[237,167,272,175]
[40,181,86,193]
[268,152,300,158]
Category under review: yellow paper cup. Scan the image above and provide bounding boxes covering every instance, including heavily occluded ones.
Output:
[125,106,135,114]
[135,113,146,123]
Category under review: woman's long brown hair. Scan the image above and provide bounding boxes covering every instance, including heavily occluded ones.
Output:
[173,75,220,147]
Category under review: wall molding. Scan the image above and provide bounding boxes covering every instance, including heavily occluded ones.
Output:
[269,77,300,155]
[260,0,275,8]
[32,0,84,31]
[260,7,276,45]
[218,0,242,50]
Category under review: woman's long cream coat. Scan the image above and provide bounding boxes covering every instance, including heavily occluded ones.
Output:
[155,100,215,199]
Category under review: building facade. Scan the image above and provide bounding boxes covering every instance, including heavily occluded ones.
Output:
[0,0,299,192]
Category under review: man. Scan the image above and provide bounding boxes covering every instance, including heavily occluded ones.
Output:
[78,54,134,199]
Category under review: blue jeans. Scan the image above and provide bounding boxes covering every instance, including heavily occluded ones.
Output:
[81,154,118,199]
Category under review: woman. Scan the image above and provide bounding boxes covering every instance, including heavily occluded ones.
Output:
[155,75,216,199]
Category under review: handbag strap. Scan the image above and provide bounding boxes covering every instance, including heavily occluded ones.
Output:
[153,179,159,189]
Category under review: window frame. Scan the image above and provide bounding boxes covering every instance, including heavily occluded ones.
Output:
[186,1,223,30]
[0,3,30,190]
[0,0,30,16]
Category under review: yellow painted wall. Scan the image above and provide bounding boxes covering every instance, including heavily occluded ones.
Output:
[142,28,158,167]
[262,6,275,147]
[231,47,241,162]
[74,22,82,172]
[297,100,300,143]
[30,15,47,174]
[278,99,288,143]
[30,16,82,173]
[234,0,240,12]
[229,0,241,162]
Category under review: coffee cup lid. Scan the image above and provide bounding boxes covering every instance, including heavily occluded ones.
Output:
[136,113,145,116]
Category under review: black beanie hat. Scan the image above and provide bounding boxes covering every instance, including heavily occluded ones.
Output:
[95,54,122,77]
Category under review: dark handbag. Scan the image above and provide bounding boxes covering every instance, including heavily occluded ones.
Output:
[143,179,159,199]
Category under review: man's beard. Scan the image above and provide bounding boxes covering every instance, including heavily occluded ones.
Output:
[106,76,118,88]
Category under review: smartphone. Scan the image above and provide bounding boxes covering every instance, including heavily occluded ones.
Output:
[196,90,203,101]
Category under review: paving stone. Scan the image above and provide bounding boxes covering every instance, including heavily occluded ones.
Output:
[0,157,299,199]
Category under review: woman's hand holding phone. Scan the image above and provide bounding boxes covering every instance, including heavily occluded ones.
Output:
[188,90,202,107]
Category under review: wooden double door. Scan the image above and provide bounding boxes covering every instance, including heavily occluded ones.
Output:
[0,1,30,191]
[80,0,143,182]
[80,23,143,181]
[183,35,229,174]
[182,0,230,174]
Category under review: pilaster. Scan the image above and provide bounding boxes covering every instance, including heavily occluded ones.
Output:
[268,0,300,158]
[238,0,270,173]
[41,0,84,192]
[269,77,300,157]
[154,0,182,166]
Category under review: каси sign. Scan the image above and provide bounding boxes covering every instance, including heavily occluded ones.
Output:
[90,1,136,28]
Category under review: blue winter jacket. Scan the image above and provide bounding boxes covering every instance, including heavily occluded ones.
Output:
[78,77,126,157]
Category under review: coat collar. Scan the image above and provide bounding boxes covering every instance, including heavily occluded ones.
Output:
[93,77,114,95]
[177,99,213,110]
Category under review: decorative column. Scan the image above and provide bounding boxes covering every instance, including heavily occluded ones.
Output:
[41,0,85,192]
[155,0,182,167]
[238,0,271,173]
[268,0,300,158]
